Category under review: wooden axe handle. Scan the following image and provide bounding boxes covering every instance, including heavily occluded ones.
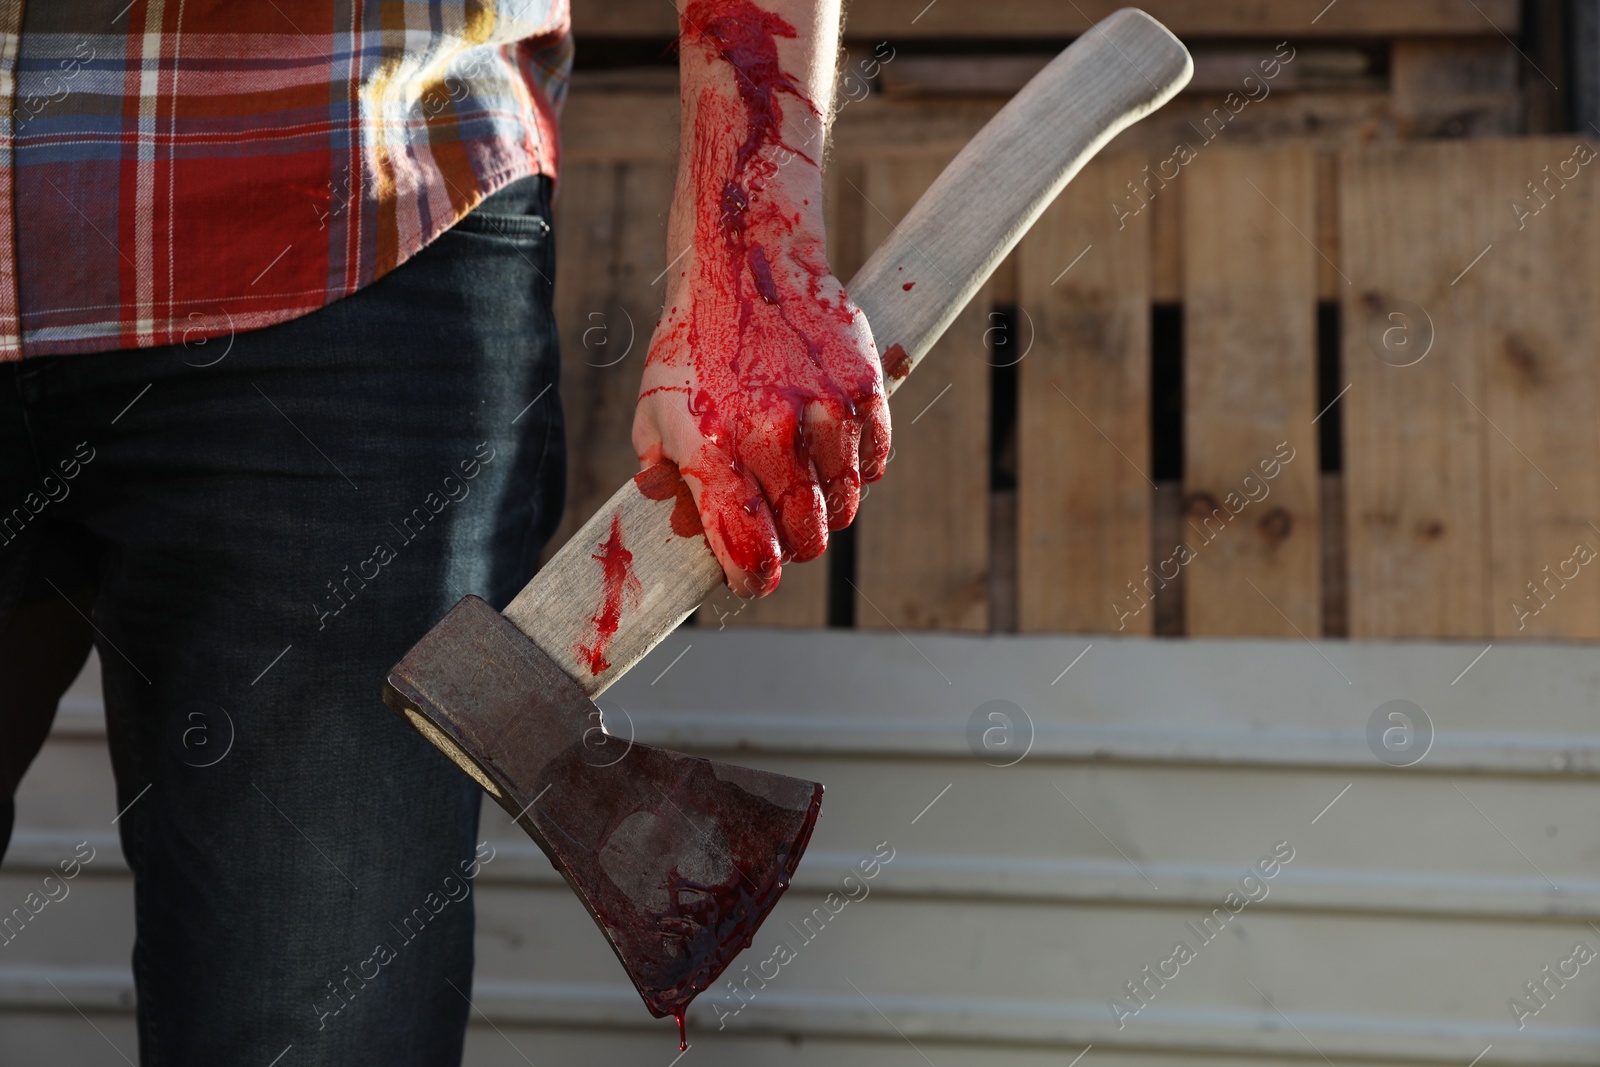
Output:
[504,8,1192,696]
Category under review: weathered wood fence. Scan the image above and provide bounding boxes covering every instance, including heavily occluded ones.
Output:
[552,120,1600,642]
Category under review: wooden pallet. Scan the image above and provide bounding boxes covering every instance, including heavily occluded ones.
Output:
[573,0,1519,39]
[548,73,1596,641]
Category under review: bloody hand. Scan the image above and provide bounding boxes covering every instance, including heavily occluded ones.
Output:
[632,0,890,598]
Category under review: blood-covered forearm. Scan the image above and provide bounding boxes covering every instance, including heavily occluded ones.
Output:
[667,0,837,253]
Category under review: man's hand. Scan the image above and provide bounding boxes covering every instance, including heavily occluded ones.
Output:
[632,0,890,598]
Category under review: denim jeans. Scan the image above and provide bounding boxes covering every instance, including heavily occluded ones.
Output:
[0,175,565,1065]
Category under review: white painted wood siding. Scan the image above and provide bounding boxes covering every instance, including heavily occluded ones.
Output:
[5,631,1599,1065]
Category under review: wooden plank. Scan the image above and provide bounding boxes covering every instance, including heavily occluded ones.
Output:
[1339,141,1599,639]
[878,55,1055,99]
[545,161,671,563]
[561,90,680,163]
[1472,139,1600,638]
[988,488,1018,632]
[824,158,866,291]
[1341,141,1490,637]
[1320,471,1348,637]
[1016,153,1152,634]
[1315,149,1340,300]
[1183,145,1320,636]
[1151,481,1186,635]
[1149,166,1182,303]
[877,48,1380,99]
[561,86,1409,166]
[1046,89,1402,153]
[1390,40,1521,138]
[574,0,1518,39]
[854,155,990,632]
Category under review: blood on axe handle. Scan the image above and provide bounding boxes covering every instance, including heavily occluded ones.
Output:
[384,5,1191,1036]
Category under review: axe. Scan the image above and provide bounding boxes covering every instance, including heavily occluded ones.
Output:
[384,6,1191,1035]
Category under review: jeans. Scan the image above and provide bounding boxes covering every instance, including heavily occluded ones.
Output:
[0,174,565,1065]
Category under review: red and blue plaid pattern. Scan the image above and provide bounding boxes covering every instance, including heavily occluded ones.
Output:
[2,0,572,359]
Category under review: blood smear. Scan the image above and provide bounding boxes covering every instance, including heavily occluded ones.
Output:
[880,342,912,381]
[574,512,641,674]
[634,460,704,538]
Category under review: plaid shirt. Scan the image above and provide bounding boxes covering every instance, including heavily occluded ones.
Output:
[1,0,572,359]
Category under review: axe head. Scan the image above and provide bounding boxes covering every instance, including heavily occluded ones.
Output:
[383,596,823,1020]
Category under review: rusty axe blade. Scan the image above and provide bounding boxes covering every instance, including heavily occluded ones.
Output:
[385,6,1190,1025]
[383,595,821,1019]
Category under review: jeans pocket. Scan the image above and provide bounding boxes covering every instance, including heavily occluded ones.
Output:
[449,209,552,245]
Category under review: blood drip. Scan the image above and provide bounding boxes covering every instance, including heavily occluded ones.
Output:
[528,740,825,1046]
[641,0,890,592]
[902,281,915,291]
[574,512,642,675]
[676,1012,687,1051]
[626,777,823,1023]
